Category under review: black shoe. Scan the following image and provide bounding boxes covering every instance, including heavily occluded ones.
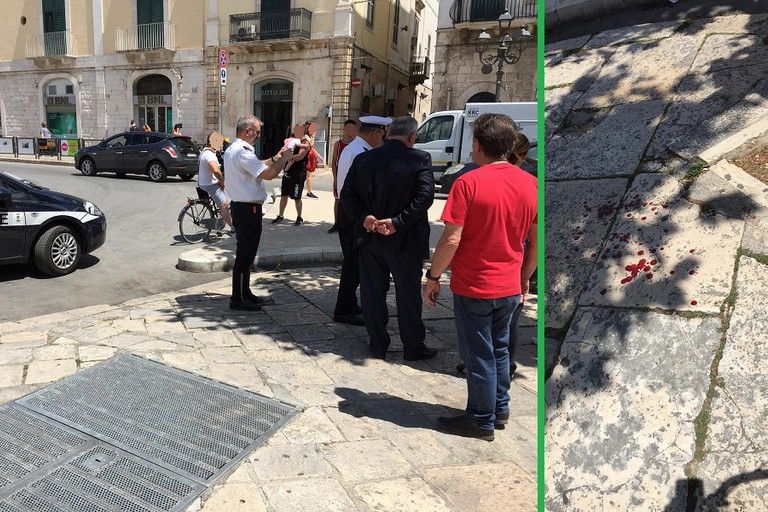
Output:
[368,346,387,360]
[245,293,271,306]
[403,347,437,361]
[294,217,304,226]
[271,215,284,224]
[327,224,338,234]
[306,192,318,198]
[333,313,365,326]
[437,415,494,441]
[229,299,262,311]
[495,412,509,430]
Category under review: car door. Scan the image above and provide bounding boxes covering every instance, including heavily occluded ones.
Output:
[122,132,152,173]
[98,134,130,172]
[415,114,460,178]
[0,176,29,262]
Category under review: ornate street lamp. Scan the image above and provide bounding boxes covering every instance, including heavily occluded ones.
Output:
[476,10,533,101]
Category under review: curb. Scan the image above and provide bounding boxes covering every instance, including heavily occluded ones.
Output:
[545,0,660,29]
[0,155,75,167]
[177,245,344,273]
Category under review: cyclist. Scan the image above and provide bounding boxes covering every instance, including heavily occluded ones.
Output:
[198,131,234,231]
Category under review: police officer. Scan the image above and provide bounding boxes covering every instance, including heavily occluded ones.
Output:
[224,114,292,311]
[332,115,391,325]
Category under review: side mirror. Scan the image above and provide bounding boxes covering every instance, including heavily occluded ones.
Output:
[0,188,13,208]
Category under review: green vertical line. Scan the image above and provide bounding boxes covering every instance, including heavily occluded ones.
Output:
[537,0,546,510]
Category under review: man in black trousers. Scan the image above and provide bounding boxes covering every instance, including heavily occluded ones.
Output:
[339,116,437,360]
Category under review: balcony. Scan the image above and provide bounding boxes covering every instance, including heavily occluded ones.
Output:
[410,56,430,85]
[116,22,176,52]
[26,31,76,58]
[229,9,312,43]
[449,0,536,24]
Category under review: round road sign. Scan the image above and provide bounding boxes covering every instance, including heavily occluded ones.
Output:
[351,77,362,88]
[219,49,228,68]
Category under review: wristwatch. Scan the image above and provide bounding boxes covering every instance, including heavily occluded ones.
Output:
[425,269,440,282]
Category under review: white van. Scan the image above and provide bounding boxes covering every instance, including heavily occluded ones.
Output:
[414,102,537,182]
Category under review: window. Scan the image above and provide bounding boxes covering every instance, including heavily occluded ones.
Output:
[366,0,374,28]
[416,116,454,143]
[105,135,129,148]
[42,0,67,56]
[48,85,57,96]
[65,85,74,94]
[136,0,164,49]
[392,0,400,45]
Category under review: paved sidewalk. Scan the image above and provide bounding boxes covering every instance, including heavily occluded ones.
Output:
[0,267,537,511]
[545,10,768,511]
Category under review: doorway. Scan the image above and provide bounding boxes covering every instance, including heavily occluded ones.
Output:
[252,79,293,158]
[135,74,173,132]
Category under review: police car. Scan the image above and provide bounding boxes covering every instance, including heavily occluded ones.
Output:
[0,171,106,276]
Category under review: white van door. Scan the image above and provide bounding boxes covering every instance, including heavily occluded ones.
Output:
[415,113,462,180]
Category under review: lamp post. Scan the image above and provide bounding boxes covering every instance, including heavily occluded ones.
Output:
[475,10,533,102]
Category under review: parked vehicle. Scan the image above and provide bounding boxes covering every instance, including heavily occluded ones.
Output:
[75,132,200,182]
[415,102,537,182]
[439,143,538,194]
[0,171,106,276]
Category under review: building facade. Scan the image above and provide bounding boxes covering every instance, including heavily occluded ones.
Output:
[431,0,537,111]
[0,0,436,161]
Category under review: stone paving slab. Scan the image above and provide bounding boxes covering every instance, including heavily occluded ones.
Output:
[545,178,628,330]
[544,48,611,90]
[546,100,666,180]
[546,307,722,511]
[583,20,681,49]
[573,35,701,109]
[579,173,744,312]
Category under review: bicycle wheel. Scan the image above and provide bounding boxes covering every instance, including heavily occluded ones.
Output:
[178,200,215,243]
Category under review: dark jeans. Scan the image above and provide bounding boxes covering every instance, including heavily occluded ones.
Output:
[453,293,521,430]
[359,240,426,357]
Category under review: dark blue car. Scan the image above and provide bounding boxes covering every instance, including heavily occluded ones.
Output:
[0,172,106,276]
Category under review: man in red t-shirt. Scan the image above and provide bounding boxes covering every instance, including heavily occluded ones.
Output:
[423,113,538,441]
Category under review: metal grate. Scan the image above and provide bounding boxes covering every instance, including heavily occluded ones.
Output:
[15,353,297,484]
[0,445,204,512]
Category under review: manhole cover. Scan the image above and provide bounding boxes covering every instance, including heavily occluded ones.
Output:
[2,353,297,511]
[15,354,297,484]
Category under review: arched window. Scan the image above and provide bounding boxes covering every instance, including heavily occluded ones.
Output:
[134,74,172,132]
[467,92,495,104]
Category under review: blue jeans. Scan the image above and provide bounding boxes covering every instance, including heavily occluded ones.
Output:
[453,293,521,430]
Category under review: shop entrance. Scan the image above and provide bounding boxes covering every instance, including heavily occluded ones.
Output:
[252,79,293,158]
[135,75,172,132]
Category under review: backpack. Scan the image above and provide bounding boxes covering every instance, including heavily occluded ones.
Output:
[306,147,318,172]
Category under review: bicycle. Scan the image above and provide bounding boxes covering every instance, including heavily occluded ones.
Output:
[178,187,228,243]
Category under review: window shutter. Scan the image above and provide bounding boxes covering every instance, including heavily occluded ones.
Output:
[42,0,66,33]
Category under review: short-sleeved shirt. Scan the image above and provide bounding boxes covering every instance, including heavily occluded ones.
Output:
[442,161,537,299]
[197,148,220,187]
[335,136,372,196]
[223,138,268,203]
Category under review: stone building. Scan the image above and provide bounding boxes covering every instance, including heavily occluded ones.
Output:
[432,0,537,111]
[0,0,436,159]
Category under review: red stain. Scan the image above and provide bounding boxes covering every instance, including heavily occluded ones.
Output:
[650,248,657,253]
[689,270,696,275]
[573,235,581,240]
[690,300,698,306]
[638,250,645,255]
[591,253,597,258]
[646,273,653,279]
[644,265,651,272]
[641,216,647,221]
[600,288,607,295]
[689,248,695,253]
[670,270,676,275]
[627,213,633,218]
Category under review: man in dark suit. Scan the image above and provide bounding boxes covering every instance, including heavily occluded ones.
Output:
[339,116,437,361]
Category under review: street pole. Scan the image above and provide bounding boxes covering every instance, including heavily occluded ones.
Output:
[495,41,506,102]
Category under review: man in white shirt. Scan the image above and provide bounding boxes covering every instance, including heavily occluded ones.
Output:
[198,131,233,230]
[224,114,292,311]
[333,115,391,325]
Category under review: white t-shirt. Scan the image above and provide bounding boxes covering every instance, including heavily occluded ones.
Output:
[336,136,373,196]
[223,138,269,203]
[197,148,219,187]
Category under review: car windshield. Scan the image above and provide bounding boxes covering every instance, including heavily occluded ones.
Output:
[0,171,39,189]
[169,137,199,153]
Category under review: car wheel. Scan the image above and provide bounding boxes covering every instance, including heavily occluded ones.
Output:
[34,225,81,276]
[80,157,97,177]
[147,161,167,182]
[179,174,195,182]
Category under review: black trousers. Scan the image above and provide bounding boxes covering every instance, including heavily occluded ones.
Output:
[359,239,426,357]
[230,202,263,299]
[334,207,360,316]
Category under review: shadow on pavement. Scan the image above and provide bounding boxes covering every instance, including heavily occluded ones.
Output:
[665,470,768,511]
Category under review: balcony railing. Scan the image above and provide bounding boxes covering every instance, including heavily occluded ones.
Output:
[116,22,175,52]
[26,31,76,58]
[449,0,536,24]
[229,9,312,42]
[410,56,430,85]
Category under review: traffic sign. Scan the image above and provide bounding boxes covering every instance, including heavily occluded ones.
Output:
[220,68,227,84]
[351,77,362,88]
[219,49,228,68]
[221,94,226,103]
